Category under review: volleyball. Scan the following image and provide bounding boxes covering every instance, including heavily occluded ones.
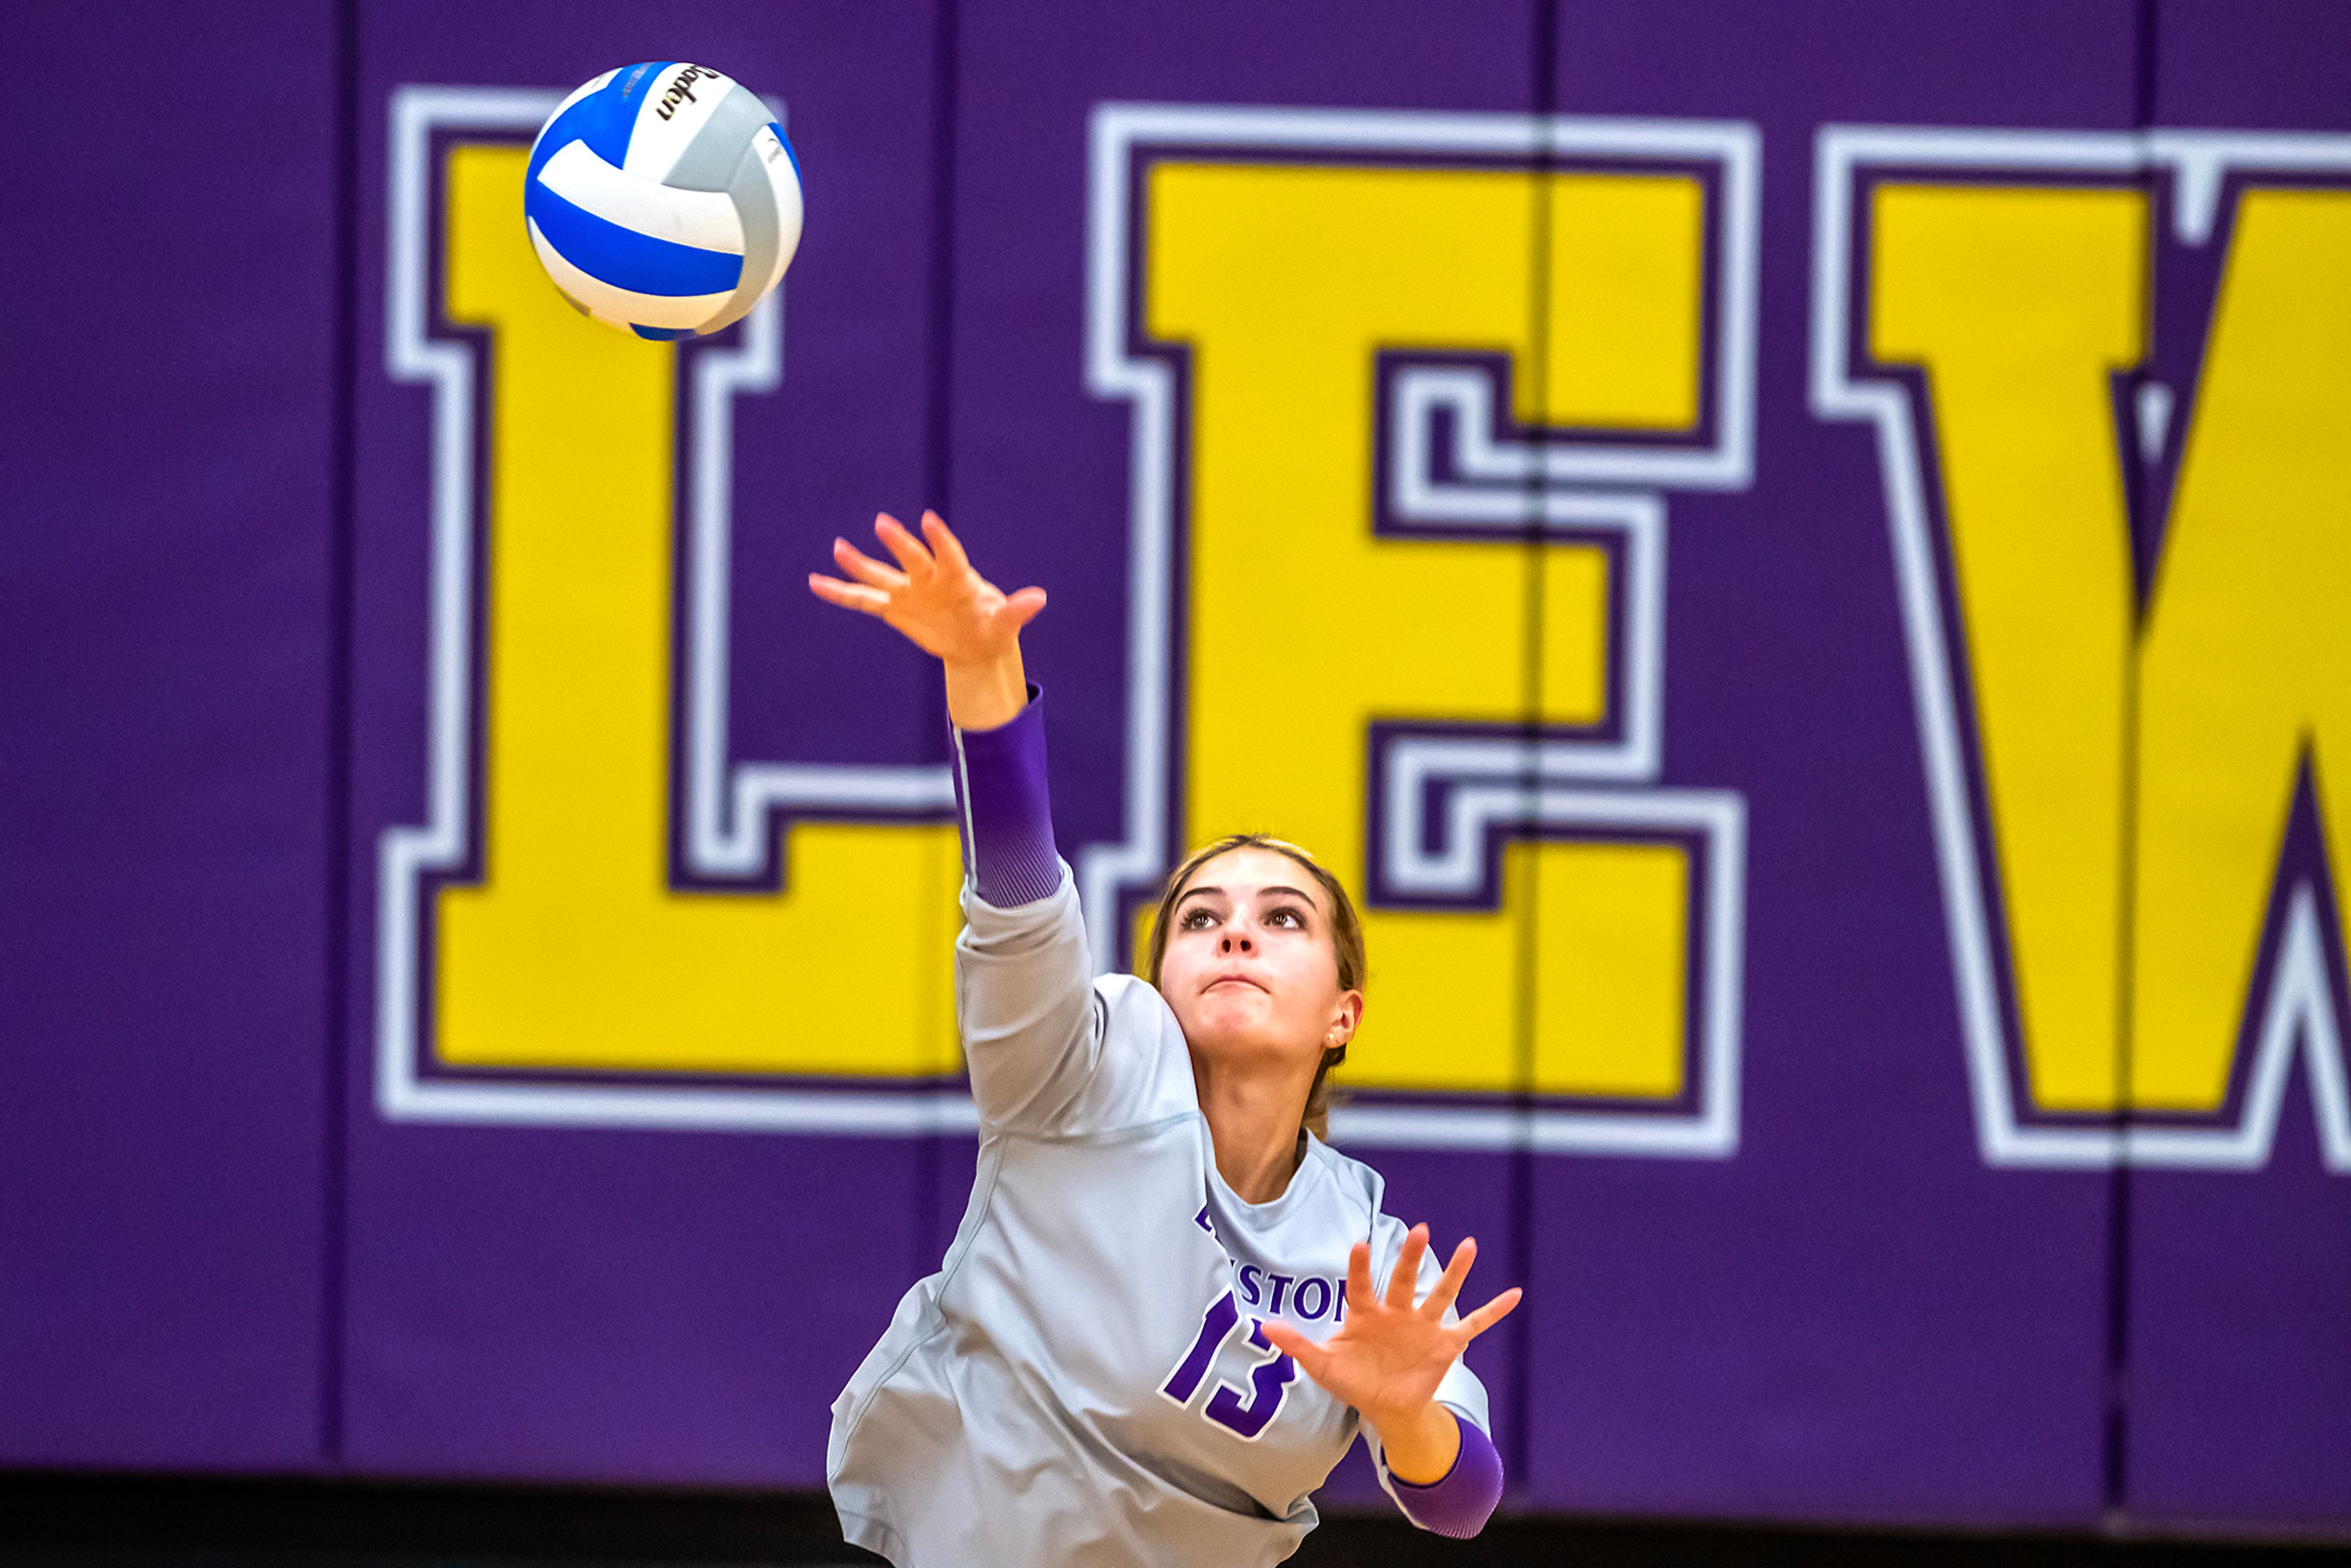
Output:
[523,61,803,340]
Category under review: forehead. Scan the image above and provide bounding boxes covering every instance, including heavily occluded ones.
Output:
[1179,846,1327,911]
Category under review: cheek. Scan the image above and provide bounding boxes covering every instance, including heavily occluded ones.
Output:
[1268,947,1341,1022]
[1155,944,1209,1021]
[1157,942,1201,995]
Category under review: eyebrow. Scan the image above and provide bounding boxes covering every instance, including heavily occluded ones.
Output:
[1174,884,1319,910]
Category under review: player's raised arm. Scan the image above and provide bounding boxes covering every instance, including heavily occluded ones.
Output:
[811,512,1100,1130]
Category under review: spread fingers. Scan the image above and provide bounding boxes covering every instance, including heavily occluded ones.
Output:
[831,536,907,591]
[920,510,973,574]
[1457,1287,1524,1341]
[873,512,937,577]
[808,574,888,615]
[1385,1224,1428,1310]
[1422,1237,1477,1320]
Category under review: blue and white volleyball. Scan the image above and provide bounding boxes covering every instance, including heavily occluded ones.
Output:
[523,62,803,340]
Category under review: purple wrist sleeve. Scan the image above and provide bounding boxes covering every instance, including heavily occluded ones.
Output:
[1387,1407,1503,1539]
[948,683,1062,908]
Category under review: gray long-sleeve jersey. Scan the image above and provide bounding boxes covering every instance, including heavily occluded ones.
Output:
[825,866,1489,1566]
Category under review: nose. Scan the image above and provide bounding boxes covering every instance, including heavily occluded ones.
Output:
[1218,927,1254,955]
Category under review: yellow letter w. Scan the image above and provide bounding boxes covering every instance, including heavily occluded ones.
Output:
[1870,179,2351,1131]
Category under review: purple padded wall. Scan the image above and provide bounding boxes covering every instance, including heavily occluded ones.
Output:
[1521,0,2139,1525]
[2123,0,2351,1531]
[0,3,338,1470]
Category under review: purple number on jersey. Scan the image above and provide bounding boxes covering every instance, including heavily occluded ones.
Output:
[1163,1291,1300,1440]
[1204,1315,1298,1440]
[1161,1291,1241,1403]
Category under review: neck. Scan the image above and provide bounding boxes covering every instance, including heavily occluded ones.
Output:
[1191,1045,1317,1205]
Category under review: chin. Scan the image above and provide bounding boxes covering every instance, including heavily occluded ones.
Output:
[1185,1022,1299,1068]
[1188,997,1270,1036]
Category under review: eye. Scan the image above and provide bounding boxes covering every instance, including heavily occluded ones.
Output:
[1177,907,1217,930]
[1265,904,1307,929]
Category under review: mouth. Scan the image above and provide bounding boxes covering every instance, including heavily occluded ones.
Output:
[1202,975,1267,995]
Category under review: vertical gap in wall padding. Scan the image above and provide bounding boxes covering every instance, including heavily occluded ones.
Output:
[2102,0,2161,1529]
[1505,0,1562,1502]
[923,0,959,523]
[913,0,962,1278]
[318,0,362,1476]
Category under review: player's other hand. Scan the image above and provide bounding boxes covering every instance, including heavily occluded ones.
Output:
[1259,1226,1520,1477]
[809,511,1044,729]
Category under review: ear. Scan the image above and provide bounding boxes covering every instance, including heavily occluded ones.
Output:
[1325,989,1363,1050]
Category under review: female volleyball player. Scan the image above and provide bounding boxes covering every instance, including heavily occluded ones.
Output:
[812,512,1520,1565]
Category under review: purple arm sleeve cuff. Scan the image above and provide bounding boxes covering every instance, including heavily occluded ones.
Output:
[949,683,1062,908]
[1387,1408,1503,1539]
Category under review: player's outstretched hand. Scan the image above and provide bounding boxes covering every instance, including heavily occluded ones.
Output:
[1259,1226,1520,1457]
[809,511,1044,729]
[809,511,1045,665]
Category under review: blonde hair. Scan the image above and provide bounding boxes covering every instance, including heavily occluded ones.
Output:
[1140,834,1366,1142]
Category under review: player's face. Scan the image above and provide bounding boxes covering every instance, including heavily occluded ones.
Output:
[1157,847,1362,1084]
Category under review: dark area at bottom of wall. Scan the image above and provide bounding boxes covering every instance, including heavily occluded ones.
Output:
[0,1471,2345,1567]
